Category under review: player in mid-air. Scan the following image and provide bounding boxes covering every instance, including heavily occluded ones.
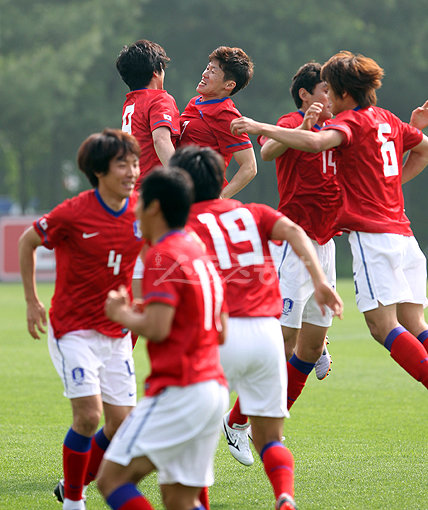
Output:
[97,167,228,510]
[260,62,342,405]
[179,46,257,198]
[19,129,143,510]
[231,51,428,389]
[220,62,342,461]
[116,38,180,186]
[170,145,343,510]
[116,38,181,299]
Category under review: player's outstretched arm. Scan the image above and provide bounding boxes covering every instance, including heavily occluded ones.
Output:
[18,227,47,339]
[260,103,326,161]
[230,115,342,153]
[270,216,343,319]
[105,285,174,342]
[410,100,428,130]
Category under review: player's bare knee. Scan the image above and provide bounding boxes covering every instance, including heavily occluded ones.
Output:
[73,410,101,436]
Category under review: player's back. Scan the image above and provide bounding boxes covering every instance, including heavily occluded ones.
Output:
[143,230,226,396]
[122,89,180,185]
[188,198,282,318]
[327,106,422,234]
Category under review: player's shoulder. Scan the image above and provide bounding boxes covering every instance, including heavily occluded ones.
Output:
[277,111,303,127]
[60,189,95,211]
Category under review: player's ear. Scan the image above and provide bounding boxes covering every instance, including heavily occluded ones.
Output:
[146,198,161,216]
[225,80,236,94]
[299,87,309,102]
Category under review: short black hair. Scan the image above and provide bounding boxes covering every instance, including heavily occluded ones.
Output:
[290,62,322,108]
[170,145,224,203]
[116,39,170,90]
[140,167,194,228]
[77,128,140,187]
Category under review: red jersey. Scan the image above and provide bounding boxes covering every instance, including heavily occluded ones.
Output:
[187,199,283,318]
[34,190,142,339]
[121,89,180,185]
[322,106,423,235]
[259,111,342,245]
[179,96,252,184]
[142,230,227,397]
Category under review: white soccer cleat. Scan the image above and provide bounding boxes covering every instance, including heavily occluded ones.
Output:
[314,337,332,380]
[222,411,254,466]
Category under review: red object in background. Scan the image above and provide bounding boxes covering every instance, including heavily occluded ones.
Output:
[0,216,56,281]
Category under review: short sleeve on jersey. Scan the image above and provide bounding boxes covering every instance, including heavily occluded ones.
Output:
[33,200,71,249]
[148,93,180,136]
[322,120,352,146]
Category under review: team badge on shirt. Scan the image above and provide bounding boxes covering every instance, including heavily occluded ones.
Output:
[282,298,294,316]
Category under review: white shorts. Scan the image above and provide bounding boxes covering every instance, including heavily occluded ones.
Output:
[349,231,428,313]
[48,325,137,406]
[132,256,144,279]
[269,239,336,328]
[220,317,288,419]
[104,381,228,487]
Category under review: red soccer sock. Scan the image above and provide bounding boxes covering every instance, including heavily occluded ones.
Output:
[385,327,428,388]
[199,486,209,510]
[286,355,314,409]
[106,483,154,510]
[63,428,92,501]
[228,397,248,427]
[417,330,428,354]
[260,441,294,499]
[84,427,111,486]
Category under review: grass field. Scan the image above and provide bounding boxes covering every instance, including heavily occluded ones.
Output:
[1,280,427,510]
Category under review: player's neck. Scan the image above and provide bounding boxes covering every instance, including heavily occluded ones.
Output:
[96,188,128,212]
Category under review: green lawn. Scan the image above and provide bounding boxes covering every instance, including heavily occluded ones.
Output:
[0,280,426,510]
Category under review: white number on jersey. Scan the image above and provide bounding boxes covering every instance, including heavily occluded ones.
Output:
[179,120,190,142]
[193,259,224,332]
[122,104,135,134]
[322,149,336,174]
[108,250,122,275]
[378,123,399,177]
[197,208,264,270]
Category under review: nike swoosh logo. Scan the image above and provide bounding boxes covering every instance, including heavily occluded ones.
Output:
[128,392,136,397]
[223,422,240,450]
[82,232,99,239]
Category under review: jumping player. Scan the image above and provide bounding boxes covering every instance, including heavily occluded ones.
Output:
[116,39,180,302]
[116,38,180,186]
[221,62,342,461]
[179,46,257,198]
[171,145,343,510]
[97,167,228,510]
[19,129,143,510]
[260,62,341,407]
[231,51,428,389]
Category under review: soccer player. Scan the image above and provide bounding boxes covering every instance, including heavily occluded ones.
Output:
[116,39,180,302]
[260,62,342,408]
[97,167,228,510]
[19,129,143,510]
[116,38,180,186]
[179,46,257,198]
[170,145,343,510]
[231,51,428,389]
